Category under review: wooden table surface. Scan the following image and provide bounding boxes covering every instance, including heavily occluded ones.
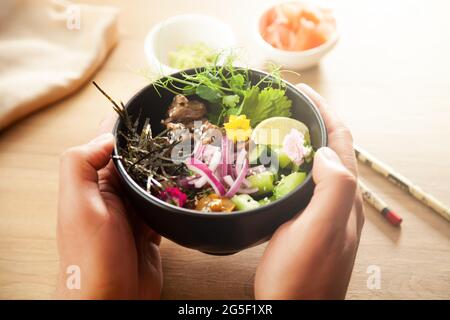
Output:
[1,0,449,299]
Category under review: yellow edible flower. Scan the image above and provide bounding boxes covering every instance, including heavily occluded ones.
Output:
[224,115,252,142]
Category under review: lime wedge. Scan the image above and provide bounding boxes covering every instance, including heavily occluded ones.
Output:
[251,117,310,146]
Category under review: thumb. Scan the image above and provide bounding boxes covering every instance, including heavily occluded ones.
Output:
[60,133,115,186]
[298,147,357,228]
[59,133,115,215]
[58,133,115,232]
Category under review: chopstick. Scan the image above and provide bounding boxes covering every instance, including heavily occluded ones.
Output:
[354,145,450,222]
[358,180,402,226]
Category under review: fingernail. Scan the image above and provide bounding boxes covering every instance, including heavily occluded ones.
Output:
[88,132,114,146]
[318,147,341,163]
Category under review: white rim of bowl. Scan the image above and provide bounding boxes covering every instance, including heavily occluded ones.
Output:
[144,14,236,75]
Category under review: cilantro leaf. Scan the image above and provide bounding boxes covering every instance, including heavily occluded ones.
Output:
[240,87,292,127]
[196,85,222,103]
[229,74,245,90]
[222,94,240,108]
[225,107,240,117]
[239,86,260,116]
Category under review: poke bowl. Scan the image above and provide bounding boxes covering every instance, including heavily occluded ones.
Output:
[109,66,327,255]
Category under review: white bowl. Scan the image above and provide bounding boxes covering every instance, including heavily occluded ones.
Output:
[253,1,339,71]
[145,14,236,75]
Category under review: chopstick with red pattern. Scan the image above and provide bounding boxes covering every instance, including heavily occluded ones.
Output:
[355,145,450,222]
[358,180,403,226]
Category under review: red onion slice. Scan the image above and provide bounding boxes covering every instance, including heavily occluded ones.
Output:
[224,175,257,194]
[209,150,222,172]
[194,177,207,188]
[220,136,229,177]
[225,150,249,198]
[223,175,234,187]
[242,178,252,188]
[235,148,246,176]
[203,144,220,163]
[238,187,258,194]
[193,142,205,160]
[186,157,226,196]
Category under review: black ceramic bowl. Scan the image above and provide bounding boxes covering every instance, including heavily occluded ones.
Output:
[112,68,327,255]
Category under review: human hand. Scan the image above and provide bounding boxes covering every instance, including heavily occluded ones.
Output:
[55,115,162,299]
[255,84,364,299]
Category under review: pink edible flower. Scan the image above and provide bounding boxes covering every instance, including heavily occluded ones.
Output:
[159,187,187,207]
[282,128,307,166]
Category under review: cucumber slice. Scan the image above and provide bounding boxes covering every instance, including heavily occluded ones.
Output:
[258,197,273,206]
[247,171,274,195]
[273,172,307,199]
[231,194,261,211]
[269,165,280,181]
[270,146,292,169]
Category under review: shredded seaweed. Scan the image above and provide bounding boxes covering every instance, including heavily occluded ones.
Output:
[93,81,189,196]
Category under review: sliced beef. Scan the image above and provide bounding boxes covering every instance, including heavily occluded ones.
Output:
[164,94,206,124]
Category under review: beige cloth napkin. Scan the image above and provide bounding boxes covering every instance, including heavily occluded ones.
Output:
[0,0,119,130]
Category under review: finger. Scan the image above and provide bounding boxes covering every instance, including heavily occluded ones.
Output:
[296,83,344,135]
[351,188,365,238]
[96,113,120,191]
[135,220,163,299]
[133,215,162,246]
[293,147,357,232]
[58,133,115,224]
[98,161,122,195]
[60,133,115,185]
[149,229,162,246]
[137,240,163,300]
[296,83,357,177]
